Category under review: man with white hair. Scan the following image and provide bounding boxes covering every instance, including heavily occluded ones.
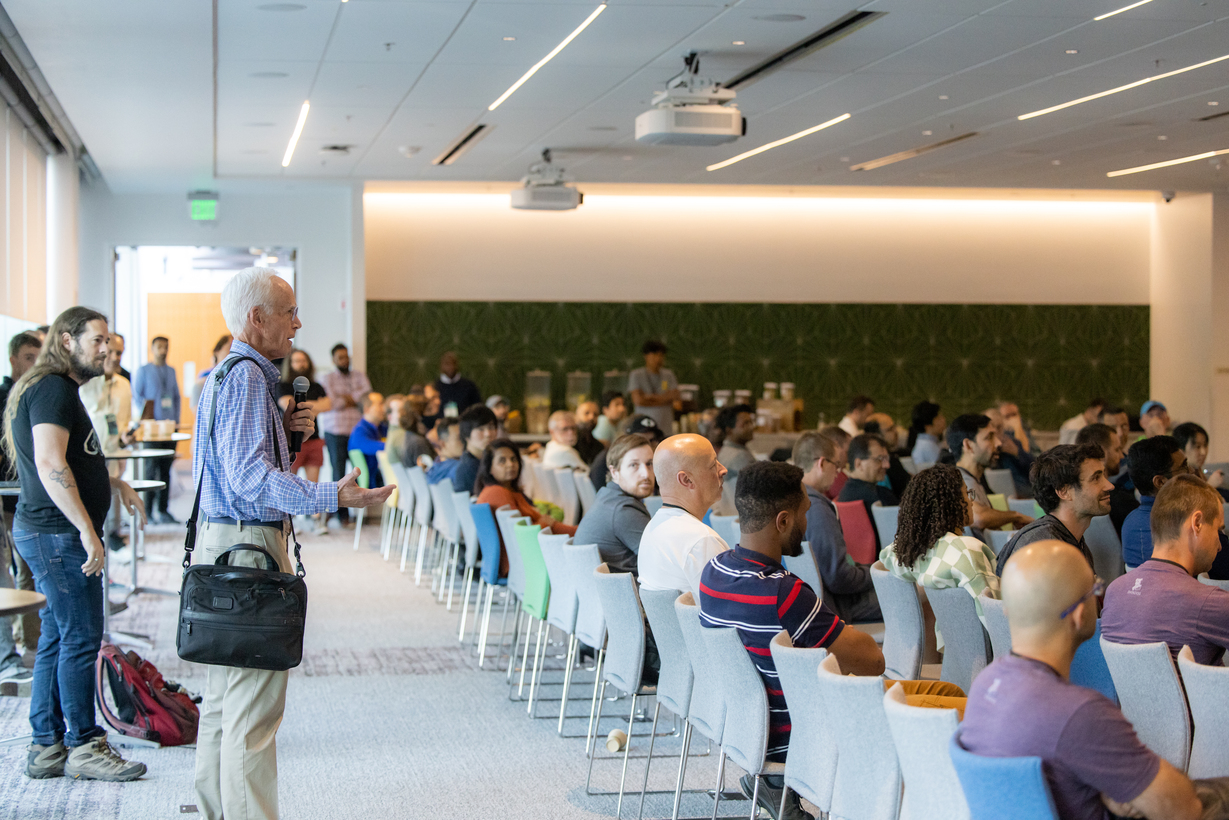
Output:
[192,268,392,820]
[541,410,587,470]
[638,433,729,597]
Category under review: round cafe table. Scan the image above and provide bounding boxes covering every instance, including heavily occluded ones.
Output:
[0,588,44,618]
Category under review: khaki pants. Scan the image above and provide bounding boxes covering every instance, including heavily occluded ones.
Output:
[193,520,292,820]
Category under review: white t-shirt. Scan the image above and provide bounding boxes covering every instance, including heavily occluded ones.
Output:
[838,415,861,437]
[638,505,730,597]
[1058,413,1088,445]
[542,440,587,470]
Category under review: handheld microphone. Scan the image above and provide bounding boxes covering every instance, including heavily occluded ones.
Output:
[290,376,310,454]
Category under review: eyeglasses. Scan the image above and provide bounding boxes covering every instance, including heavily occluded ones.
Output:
[1059,579,1105,619]
[965,488,977,502]
[288,306,299,321]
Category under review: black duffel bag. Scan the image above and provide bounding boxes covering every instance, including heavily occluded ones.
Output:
[178,544,307,671]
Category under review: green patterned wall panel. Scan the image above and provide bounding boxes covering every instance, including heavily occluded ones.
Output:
[366,302,1149,430]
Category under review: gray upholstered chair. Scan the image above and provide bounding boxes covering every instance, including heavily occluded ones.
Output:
[428,479,461,602]
[451,491,481,636]
[984,468,1016,498]
[552,467,580,526]
[781,541,822,597]
[674,593,730,817]
[640,588,695,820]
[816,653,903,820]
[872,505,900,549]
[984,528,1014,557]
[1197,573,1229,593]
[495,507,529,681]
[644,495,664,515]
[871,561,925,680]
[883,683,970,820]
[709,514,740,548]
[574,470,597,515]
[1085,514,1125,582]
[563,542,608,749]
[1100,638,1191,771]
[1177,646,1228,778]
[926,585,992,692]
[979,595,1012,660]
[768,632,837,817]
[533,531,576,722]
[405,466,435,584]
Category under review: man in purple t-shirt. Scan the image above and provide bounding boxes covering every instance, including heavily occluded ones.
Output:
[960,540,1208,820]
[1102,474,1229,665]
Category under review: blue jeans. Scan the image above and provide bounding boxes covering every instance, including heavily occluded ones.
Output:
[12,529,106,747]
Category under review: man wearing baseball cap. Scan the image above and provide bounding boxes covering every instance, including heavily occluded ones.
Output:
[1140,401,1171,439]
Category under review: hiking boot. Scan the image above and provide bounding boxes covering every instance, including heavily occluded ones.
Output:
[65,738,147,781]
[26,741,68,779]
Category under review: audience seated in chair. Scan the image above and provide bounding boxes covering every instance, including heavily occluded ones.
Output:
[591,391,626,447]
[425,416,464,485]
[699,461,964,820]
[838,393,875,437]
[863,413,911,498]
[572,433,654,576]
[474,439,575,539]
[837,434,899,545]
[960,539,1229,820]
[985,407,1035,498]
[346,392,388,487]
[1139,400,1172,440]
[948,413,1031,541]
[997,401,1039,456]
[818,425,851,501]
[1099,405,1134,465]
[1174,422,1228,496]
[715,403,756,516]
[907,401,946,470]
[1077,422,1137,537]
[1101,475,1229,665]
[1121,436,1193,570]
[389,404,433,469]
[638,434,729,598]
[572,400,605,466]
[452,404,499,494]
[995,444,1112,577]
[541,410,588,471]
[794,430,881,623]
[1060,397,1107,445]
[588,414,663,492]
[879,464,1000,630]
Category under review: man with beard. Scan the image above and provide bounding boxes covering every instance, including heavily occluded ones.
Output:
[131,335,180,523]
[573,400,604,465]
[2,307,148,781]
[319,343,371,527]
[573,433,655,576]
[950,413,1031,542]
[699,461,964,820]
[79,333,136,550]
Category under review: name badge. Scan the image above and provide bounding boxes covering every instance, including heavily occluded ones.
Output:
[105,414,119,436]
[160,396,174,411]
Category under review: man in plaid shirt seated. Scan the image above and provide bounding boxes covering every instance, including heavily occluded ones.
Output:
[699,461,964,820]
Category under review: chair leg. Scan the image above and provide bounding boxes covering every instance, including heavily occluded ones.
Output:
[585,679,609,794]
[636,701,662,820]
[670,722,693,820]
[516,615,534,698]
[747,775,761,820]
[458,570,476,642]
[352,506,365,551]
[444,541,461,609]
[616,693,638,818]
[778,785,793,820]
[507,609,524,684]
[399,518,413,572]
[413,524,430,585]
[527,620,547,715]
[710,750,726,820]
[557,634,578,735]
[585,648,606,758]
[477,583,495,667]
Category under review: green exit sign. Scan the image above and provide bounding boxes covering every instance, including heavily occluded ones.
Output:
[190,199,217,220]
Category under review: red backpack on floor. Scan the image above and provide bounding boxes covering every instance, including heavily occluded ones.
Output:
[95,642,200,746]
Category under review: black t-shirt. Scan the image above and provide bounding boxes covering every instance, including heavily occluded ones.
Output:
[0,376,16,512]
[277,379,327,436]
[13,374,111,534]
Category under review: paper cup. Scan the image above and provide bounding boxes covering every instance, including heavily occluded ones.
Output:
[606,729,628,753]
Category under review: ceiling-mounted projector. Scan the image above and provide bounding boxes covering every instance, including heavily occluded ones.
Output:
[635,52,745,146]
[510,149,583,211]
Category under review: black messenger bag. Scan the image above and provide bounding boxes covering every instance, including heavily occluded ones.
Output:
[176,356,308,671]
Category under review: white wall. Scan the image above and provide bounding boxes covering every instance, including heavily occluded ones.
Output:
[77,183,364,370]
[364,183,1154,305]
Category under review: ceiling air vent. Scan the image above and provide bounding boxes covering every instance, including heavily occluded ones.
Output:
[432,123,494,166]
[724,10,886,90]
[319,144,354,155]
[1196,109,1229,123]
[850,132,979,171]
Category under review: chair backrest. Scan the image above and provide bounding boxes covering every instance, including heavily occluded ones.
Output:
[899,456,917,475]
[979,595,1011,660]
[768,632,837,814]
[883,684,970,820]
[1084,515,1124,582]
[984,468,1016,498]
[673,592,725,744]
[1070,620,1117,705]
[592,564,646,695]
[429,480,460,540]
[573,470,597,514]
[709,514,740,549]
[1007,498,1036,518]
[552,468,580,525]
[406,466,433,525]
[927,585,993,691]
[949,736,1058,820]
[348,449,371,489]
[538,532,577,634]
[835,501,878,564]
[1197,573,1229,593]
[535,464,562,507]
[452,491,480,569]
[872,505,900,549]
[644,495,664,515]
[986,493,1009,513]
[816,653,902,820]
[870,561,924,680]
[513,522,549,619]
[1177,645,1229,778]
[702,625,769,779]
[519,459,540,500]
[472,503,505,586]
[985,529,1014,556]
[639,589,694,721]
[1099,638,1191,770]
[375,449,396,495]
[495,507,529,597]
[781,541,823,600]
[564,543,606,649]
[389,460,414,513]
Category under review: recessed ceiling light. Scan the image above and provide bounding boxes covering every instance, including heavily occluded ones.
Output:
[1052,159,1062,165]
[488,4,606,111]
[732,40,746,45]
[849,132,977,171]
[250,71,289,79]
[753,14,805,22]
[1107,147,1229,177]
[257,3,305,10]
[939,95,949,100]
[922,130,932,136]
[281,101,310,167]
[1066,49,1079,54]
[1019,52,1229,120]
[707,113,850,171]
[1158,135,1168,140]
[622,155,633,161]
[1094,0,1154,21]
[1210,101,1220,106]
[503,36,516,41]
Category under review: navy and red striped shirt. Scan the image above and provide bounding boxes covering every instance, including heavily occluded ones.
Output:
[699,546,844,762]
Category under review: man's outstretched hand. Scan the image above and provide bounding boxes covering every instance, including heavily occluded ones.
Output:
[336,468,394,508]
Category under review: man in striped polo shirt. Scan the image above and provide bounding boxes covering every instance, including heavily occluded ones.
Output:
[700,461,964,820]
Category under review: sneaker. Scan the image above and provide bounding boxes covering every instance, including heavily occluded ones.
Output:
[0,655,31,684]
[738,774,809,820]
[65,738,147,782]
[26,741,68,779]
[109,546,134,565]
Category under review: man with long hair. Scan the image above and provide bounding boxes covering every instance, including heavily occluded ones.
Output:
[2,306,148,781]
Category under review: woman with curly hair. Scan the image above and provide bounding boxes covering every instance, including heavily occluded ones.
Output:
[880,463,1000,625]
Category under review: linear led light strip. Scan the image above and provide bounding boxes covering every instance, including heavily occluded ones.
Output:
[706,113,851,172]
[1107,147,1229,177]
[1019,53,1229,120]
[1094,0,1154,21]
[281,101,310,167]
[850,132,978,171]
[488,4,606,111]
